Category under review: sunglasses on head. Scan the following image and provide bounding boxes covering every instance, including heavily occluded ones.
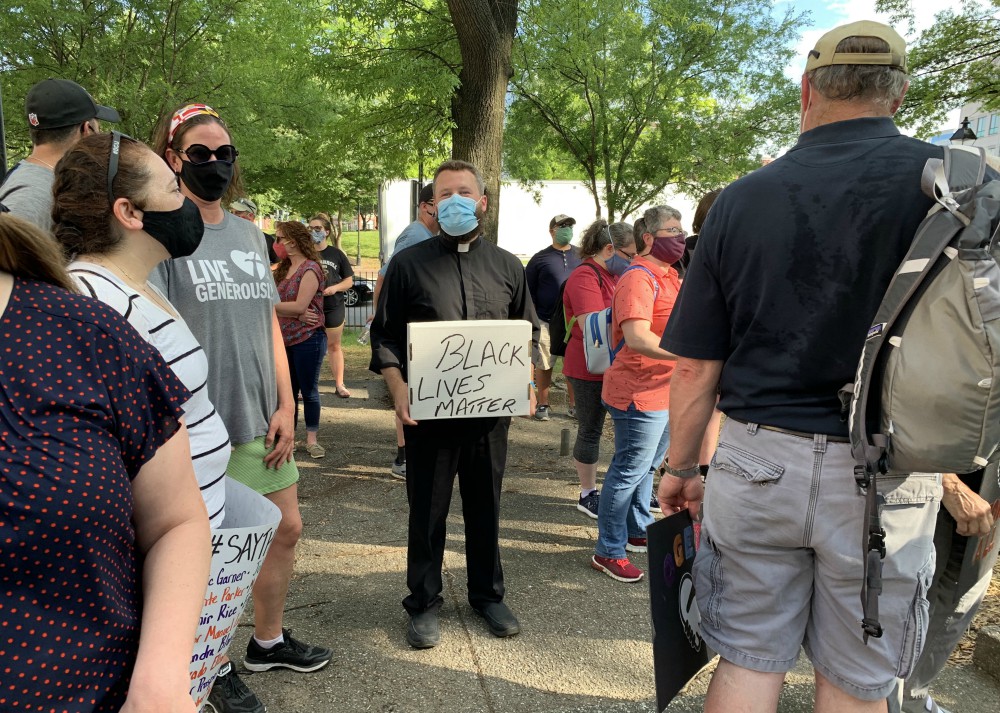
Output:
[177,143,239,164]
[107,130,138,205]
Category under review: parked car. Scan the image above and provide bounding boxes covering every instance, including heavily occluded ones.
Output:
[345,276,374,307]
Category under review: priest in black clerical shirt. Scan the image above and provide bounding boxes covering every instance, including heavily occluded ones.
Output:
[369,159,539,650]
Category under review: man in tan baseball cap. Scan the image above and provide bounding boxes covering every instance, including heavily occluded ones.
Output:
[660,19,950,713]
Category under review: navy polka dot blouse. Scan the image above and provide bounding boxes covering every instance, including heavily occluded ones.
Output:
[1,278,191,712]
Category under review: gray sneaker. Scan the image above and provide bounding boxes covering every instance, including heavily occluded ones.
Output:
[391,460,406,480]
[534,405,551,421]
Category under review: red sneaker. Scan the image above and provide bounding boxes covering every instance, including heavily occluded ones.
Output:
[591,554,644,582]
[625,537,648,553]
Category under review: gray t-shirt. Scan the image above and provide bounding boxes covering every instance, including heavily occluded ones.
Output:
[150,212,279,445]
[0,161,55,232]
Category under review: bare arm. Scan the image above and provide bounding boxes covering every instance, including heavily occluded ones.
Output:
[123,423,210,713]
[264,309,295,468]
[621,319,676,360]
[275,270,320,317]
[382,366,417,426]
[323,275,353,297]
[658,357,724,516]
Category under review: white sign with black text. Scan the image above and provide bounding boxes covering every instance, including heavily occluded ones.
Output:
[407,320,532,420]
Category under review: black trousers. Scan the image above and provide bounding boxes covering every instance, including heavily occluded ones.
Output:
[402,417,510,614]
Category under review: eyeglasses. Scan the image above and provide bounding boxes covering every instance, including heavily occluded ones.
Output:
[177,143,239,164]
[107,130,138,205]
[653,227,686,238]
[616,247,637,261]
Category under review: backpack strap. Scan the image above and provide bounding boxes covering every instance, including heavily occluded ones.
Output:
[851,144,986,643]
[610,264,662,359]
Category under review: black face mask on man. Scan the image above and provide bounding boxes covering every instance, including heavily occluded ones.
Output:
[141,197,205,258]
[179,160,234,202]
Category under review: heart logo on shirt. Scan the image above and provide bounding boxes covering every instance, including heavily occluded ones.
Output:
[230,250,266,279]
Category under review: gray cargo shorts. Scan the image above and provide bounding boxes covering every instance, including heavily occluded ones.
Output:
[694,418,941,701]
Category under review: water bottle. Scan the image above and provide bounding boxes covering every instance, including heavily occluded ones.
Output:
[357,323,371,346]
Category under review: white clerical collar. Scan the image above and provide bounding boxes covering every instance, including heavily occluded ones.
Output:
[457,242,470,252]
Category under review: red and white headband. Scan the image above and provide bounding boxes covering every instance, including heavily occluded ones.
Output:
[167,103,220,146]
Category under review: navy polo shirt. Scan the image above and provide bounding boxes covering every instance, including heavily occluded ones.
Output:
[662,117,942,436]
[525,244,582,322]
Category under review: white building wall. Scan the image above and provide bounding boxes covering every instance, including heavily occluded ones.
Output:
[378,179,697,262]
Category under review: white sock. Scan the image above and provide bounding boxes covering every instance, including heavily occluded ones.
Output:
[253,633,284,650]
[581,488,597,499]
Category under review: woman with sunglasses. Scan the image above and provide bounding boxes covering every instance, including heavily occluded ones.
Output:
[560,220,632,520]
[590,205,682,585]
[308,213,354,398]
[150,104,331,713]
[0,212,210,712]
[273,221,328,457]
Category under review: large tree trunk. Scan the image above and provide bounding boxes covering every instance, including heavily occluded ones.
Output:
[447,0,517,244]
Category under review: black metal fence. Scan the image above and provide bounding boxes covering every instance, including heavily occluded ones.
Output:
[343,269,378,328]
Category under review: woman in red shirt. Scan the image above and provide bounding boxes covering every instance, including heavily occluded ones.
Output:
[562,220,635,519]
[274,221,327,458]
[592,206,684,584]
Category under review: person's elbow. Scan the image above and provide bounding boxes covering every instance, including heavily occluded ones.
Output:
[673,357,722,387]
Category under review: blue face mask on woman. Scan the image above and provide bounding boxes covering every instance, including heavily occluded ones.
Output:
[436,194,480,236]
[605,253,631,277]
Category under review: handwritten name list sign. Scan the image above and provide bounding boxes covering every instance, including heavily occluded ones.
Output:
[407,320,532,420]
[189,478,281,710]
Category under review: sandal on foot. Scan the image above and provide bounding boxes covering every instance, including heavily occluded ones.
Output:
[335,384,351,398]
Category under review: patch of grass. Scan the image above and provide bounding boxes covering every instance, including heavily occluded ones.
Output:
[337,230,380,261]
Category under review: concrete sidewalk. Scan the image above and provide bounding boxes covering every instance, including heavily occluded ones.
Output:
[232,375,999,713]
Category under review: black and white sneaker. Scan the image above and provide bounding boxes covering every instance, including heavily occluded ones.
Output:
[244,629,332,673]
[391,460,406,480]
[649,493,662,513]
[205,662,265,713]
[576,490,599,519]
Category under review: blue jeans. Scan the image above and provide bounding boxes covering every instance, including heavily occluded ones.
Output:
[286,329,328,431]
[595,402,670,559]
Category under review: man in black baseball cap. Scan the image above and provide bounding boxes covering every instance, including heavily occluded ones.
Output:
[0,78,120,232]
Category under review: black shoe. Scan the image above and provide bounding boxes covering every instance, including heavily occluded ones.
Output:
[474,602,521,638]
[407,610,440,649]
[244,628,332,673]
[205,662,266,713]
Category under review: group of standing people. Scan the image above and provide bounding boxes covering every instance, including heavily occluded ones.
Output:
[0,83,333,713]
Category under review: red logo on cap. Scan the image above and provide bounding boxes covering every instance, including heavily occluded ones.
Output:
[28,113,39,127]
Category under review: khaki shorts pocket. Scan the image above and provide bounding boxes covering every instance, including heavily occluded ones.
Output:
[711,440,785,484]
[895,556,934,678]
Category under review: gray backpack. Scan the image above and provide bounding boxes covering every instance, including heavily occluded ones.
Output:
[843,145,1000,640]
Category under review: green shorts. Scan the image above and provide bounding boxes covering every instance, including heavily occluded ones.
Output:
[228,436,300,495]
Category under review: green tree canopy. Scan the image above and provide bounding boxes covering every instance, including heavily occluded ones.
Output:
[878,0,1000,134]
[507,0,804,221]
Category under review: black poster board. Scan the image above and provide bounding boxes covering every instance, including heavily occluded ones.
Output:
[648,510,714,711]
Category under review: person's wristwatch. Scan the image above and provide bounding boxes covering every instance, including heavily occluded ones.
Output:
[663,463,702,479]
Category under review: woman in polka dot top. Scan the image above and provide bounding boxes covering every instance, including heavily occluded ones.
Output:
[0,214,211,712]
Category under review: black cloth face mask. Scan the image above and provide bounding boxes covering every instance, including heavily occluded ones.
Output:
[141,197,205,258]
[179,160,234,202]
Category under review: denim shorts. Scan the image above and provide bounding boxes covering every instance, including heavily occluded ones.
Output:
[694,418,941,701]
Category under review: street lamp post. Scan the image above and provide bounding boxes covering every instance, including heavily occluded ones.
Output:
[950,117,977,145]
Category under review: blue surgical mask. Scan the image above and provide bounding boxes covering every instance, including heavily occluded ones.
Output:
[605,253,630,277]
[436,194,480,236]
